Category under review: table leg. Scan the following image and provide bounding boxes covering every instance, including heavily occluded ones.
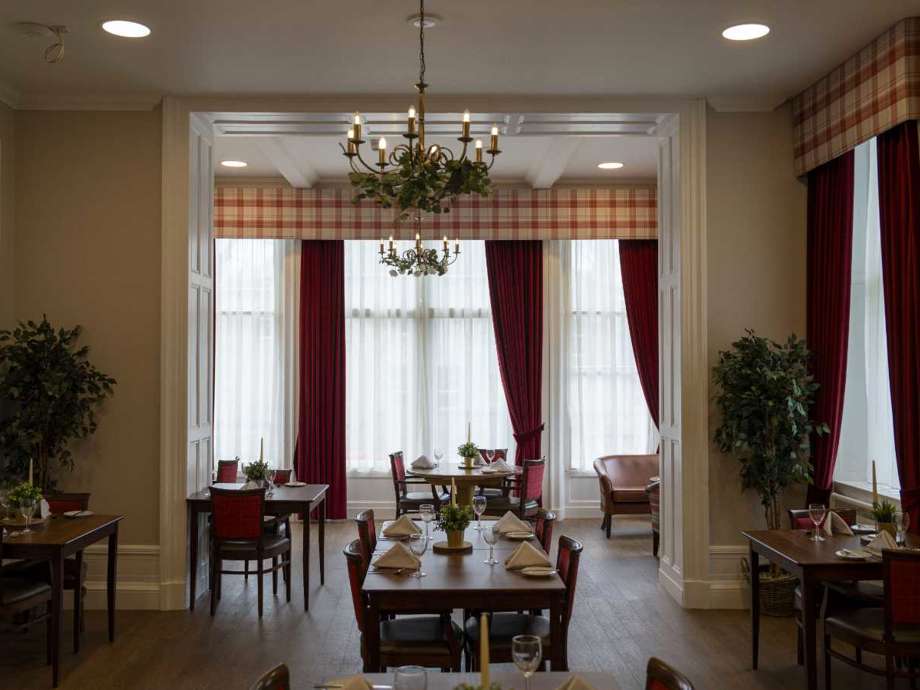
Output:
[107,525,118,642]
[303,503,311,611]
[366,599,381,672]
[749,545,760,670]
[189,503,198,610]
[73,550,83,653]
[800,575,820,690]
[550,593,564,671]
[319,497,325,586]
[50,550,63,688]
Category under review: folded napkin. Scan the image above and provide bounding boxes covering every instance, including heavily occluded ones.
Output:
[241,480,261,490]
[371,542,420,570]
[494,511,533,535]
[866,530,898,557]
[382,514,422,538]
[323,676,373,690]
[505,541,552,570]
[484,458,512,473]
[411,454,435,469]
[820,511,855,537]
[555,676,596,690]
[39,499,50,519]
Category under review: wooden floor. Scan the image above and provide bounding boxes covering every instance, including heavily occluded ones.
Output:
[0,518,890,690]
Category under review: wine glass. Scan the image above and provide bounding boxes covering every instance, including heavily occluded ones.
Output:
[408,533,428,578]
[512,634,543,690]
[472,494,487,531]
[808,503,826,542]
[419,503,435,539]
[394,666,427,690]
[482,524,499,565]
[19,497,36,533]
[895,511,911,547]
[433,449,444,467]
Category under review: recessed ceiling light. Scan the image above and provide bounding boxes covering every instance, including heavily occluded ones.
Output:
[101,20,151,38]
[220,160,248,168]
[722,23,770,41]
[597,162,624,170]
[407,13,441,28]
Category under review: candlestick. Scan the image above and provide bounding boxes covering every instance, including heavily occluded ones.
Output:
[28,458,33,486]
[379,238,385,256]
[462,110,471,139]
[415,232,422,252]
[467,421,471,443]
[259,437,264,463]
[389,235,395,255]
[455,238,460,255]
[490,125,499,152]
[346,128,356,155]
[475,139,483,163]
[872,459,879,506]
[353,113,362,141]
[408,106,416,135]
[443,236,449,252]
[451,479,457,507]
[480,612,490,688]
[378,137,387,166]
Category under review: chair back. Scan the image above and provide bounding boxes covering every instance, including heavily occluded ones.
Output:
[210,486,266,541]
[556,535,583,626]
[389,451,406,500]
[787,508,857,530]
[355,509,377,564]
[249,664,290,690]
[534,510,556,553]
[46,493,91,514]
[520,458,546,508]
[646,481,661,524]
[884,549,920,635]
[645,657,695,690]
[344,539,367,633]
[477,448,508,464]
[272,469,293,484]
[215,459,239,483]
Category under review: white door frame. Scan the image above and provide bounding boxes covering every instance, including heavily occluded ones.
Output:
[159,95,710,610]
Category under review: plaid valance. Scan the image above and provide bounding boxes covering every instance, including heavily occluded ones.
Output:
[213,185,657,240]
[792,16,920,176]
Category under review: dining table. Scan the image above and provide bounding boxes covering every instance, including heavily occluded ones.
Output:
[320,671,622,690]
[186,482,328,611]
[407,464,518,508]
[2,513,123,688]
[743,528,920,690]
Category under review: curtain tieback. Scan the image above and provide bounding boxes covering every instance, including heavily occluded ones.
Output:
[513,423,545,443]
[900,487,920,512]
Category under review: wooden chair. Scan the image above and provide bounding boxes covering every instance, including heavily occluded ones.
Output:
[533,509,556,554]
[389,451,448,517]
[271,469,293,484]
[646,657,695,690]
[344,539,462,671]
[476,449,510,498]
[45,493,91,652]
[464,535,583,671]
[825,549,920,689]
[0,530,53,669]
[484,458,545,519]
[249,664,290,690]
[354,509,378,565]
[215,459,239,483]
[209,486,292,618]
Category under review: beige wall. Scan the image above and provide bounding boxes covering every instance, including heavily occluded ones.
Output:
[0,102,14,328]
[706,104,808,546]
[13,110,162,545]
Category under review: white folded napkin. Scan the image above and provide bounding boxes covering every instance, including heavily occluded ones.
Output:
[866,530,898,557]
[241,480,261,490]
[505,541,552,570]
[323,676,373,690]
[371,542,420,570]
[555,676,596,690]
[494,511,533,535]
[382,514,422,538]
[486,459,512,473]
[411,454,435,469]
[39,499,50,519]
[821,511,855,537]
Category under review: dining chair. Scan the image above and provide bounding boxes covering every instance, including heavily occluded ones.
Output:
[645,657,695,690]
[45,492,91,651]
[354,509,378,565]
[0,530,53,666]
[271,469,293,484]
[209,486,292,618]
[249,663,290,690]
[533,509,556,554]
[824,549,920,689]
[483,458,545,519]
[476,449,510,499]
[477,448,507,465]
[464,534,583,671]
[215,459,239,483]
[389,451,448,517]
[344,539,462,672]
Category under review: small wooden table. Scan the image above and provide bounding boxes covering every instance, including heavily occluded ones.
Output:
[3,514,123,688]
[408,465,516,507]
[326,672,622,690]
[744,529,920,690]
[186,483,328,611]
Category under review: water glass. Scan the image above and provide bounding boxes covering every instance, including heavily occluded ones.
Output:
[512,634,542,690]
[895,511,911,547]
[808,503,826,542]
[419,503,435,538]
[433,449,444,466]
[394,666,427,690]
[472,495,487,531]
[19,498,36,533]
[408,533,428,578]
[482,525,499,565]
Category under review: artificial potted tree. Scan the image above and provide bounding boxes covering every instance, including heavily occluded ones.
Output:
[0,317,116,493]
[713,330,827,616]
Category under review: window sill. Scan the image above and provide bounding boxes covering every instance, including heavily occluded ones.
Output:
[567,470,598,479]
[833,480,901,510]
[346,471,391,479]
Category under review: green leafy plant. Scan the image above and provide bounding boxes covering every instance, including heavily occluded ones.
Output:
[713,330,827,530]
[243,459,271,482]
[457,441,479,460]
[8,481,43,507]
[437,503,473,533]
[872,498,897,523]
[0,317,116,493]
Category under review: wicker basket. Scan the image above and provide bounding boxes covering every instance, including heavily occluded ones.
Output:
[741,559,798,617]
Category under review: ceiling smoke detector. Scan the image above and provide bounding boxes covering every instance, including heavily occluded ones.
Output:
[14,22,69,63]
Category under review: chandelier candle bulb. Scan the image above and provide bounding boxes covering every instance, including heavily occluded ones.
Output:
[455,238,460,254]
[443,236,448,252]
[378,137,387,166]
[475,139,483,162]
[490,125,499,152]
[346,129,356,155]
[408,106,416,134]
[389,236,395,253]
[353,113,362,141]
[462,110,471,139]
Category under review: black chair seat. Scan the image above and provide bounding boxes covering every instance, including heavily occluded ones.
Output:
[380,616,463,653]
[1,577,52,606]
[218,536,291,559]
[464,613,550,645]
[826,607,920,644]
[404,491,449,503]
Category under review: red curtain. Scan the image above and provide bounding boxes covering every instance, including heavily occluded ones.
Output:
[295,240,347,519]
[485,241,544,464]
[877,120,920,532]
[806,151,855,494]
[619,240,659,428]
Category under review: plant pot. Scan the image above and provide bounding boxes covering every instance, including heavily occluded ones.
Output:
[447,530,465,548]
[461,456,475,469]
[877,522,896,538]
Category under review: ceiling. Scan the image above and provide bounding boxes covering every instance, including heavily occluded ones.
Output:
[1,1,918,109]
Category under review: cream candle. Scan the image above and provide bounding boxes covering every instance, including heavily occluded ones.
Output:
[28,458,33,486]
[451,479,457,507]
[871,459,879,506]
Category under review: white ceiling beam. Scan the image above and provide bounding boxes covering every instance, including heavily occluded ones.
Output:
[526,137,581,189]
[256,136,318,189]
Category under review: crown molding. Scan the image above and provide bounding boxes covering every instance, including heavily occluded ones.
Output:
[10,91,162,111]
[705,94,787,113]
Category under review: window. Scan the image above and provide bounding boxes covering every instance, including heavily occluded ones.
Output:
[214,239,300,469]
[345,240,513,473]
[836,139,899,492]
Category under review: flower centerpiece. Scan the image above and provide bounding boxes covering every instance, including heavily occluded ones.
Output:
[243,459,271,487]
[872,498,897,537]
[437,502,473,549]
[8,481,43,519]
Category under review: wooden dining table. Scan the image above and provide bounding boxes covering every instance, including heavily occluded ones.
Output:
[743,528,920,690]
[3,513,123,688]
[322,671,622,690]
[186,483,328,611]
[408,464,518,507]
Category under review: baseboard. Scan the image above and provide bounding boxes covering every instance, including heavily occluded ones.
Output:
[346,500,396,519]
[657,546,750,610]
[76,543,162,611]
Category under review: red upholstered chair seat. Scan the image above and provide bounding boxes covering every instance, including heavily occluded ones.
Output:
[645,657,695,690]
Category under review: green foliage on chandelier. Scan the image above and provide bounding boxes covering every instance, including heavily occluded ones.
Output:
[349,151,493,219]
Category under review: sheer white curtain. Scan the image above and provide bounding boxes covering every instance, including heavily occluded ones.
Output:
[345,240,514,473]
[548,240,656,472]
[214,239,300,469]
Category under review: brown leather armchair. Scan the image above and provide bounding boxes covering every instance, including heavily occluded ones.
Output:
[593,454,659,538]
